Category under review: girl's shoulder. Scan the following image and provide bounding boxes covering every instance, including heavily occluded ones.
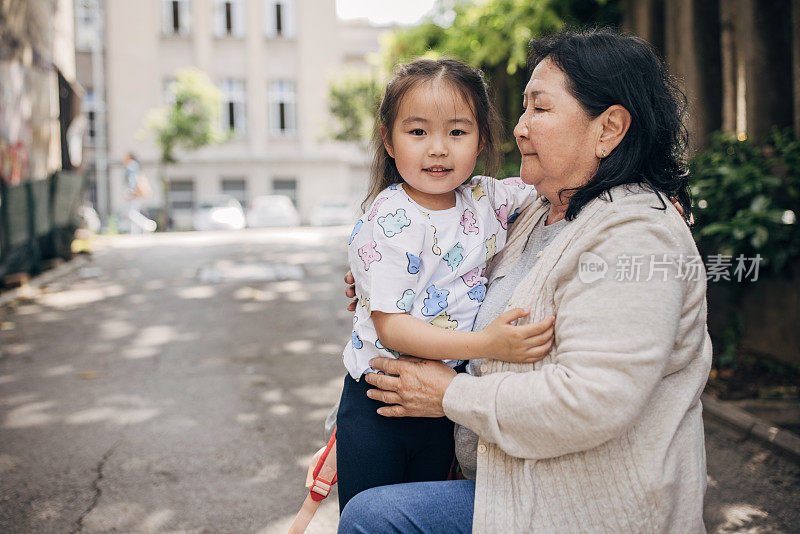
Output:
[357,184,408,224]
[350,185,428,248]
[460,175,533,197]
[462,174,537,211]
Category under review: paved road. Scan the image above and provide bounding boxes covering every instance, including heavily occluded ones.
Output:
[0,229,797,533]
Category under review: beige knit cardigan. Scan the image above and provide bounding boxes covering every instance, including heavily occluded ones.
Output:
[443,185,712,533]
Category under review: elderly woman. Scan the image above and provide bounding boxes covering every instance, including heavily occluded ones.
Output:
[338,29,712,533]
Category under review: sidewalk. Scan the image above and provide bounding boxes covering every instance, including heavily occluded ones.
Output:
[0,255,90,307]
[702,394,800,463]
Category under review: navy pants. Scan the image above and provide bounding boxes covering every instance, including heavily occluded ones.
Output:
[336,373,456,512]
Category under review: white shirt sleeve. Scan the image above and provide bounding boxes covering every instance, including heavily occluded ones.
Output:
[472,176,538,229]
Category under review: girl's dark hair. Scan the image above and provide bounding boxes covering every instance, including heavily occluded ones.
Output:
[528,29,692,222]
[363,58,502,211]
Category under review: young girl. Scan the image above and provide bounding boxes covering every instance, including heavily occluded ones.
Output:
[337,59,554,511]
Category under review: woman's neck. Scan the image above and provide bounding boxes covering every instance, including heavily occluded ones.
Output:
[544,197,568,225]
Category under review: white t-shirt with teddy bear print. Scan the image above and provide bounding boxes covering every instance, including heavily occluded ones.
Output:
[342,175,538,380]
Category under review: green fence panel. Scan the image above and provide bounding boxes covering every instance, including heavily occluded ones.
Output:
[50,171,84,260]
[31,178,52,238]
[0,182,33,277]
[29,177,54,272]
[4,183,29,248]
[0,173,84,279]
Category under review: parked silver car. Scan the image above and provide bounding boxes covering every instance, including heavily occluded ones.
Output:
[246,195,300,227]
[193,196,246,231]
[309,197,355,226]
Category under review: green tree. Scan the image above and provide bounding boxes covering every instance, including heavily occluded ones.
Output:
[145,67,224,228]
[328,72,382,144]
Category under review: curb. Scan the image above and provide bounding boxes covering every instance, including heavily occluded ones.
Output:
[0,255,90,307]
[702,393,800,463]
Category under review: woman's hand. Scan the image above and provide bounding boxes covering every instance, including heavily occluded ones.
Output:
[364,356,457,418]
[480,310,554,364]
[345,270,357,312]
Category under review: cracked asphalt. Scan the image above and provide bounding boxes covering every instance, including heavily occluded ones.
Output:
[0,228,797,533]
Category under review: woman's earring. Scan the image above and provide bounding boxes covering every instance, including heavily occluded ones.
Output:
[600,148,607,158]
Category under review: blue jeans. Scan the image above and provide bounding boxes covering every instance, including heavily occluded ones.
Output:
[338,479,475,533]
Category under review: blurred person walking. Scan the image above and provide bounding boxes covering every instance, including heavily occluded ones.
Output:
[122,152,157,233]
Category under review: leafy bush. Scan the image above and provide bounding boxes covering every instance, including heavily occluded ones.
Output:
[689,129,800,369]
[690,129,800,277]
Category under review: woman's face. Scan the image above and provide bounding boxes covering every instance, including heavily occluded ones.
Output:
[514,59,600,197]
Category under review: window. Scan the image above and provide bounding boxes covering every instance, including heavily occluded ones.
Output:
[74,0,98,51]
[83,90,97,145]
[168,179,195,211]
[268,81,296,137]
[220,79,247,137]
[214,0,245,37]
[162,0,191,36]
[272,178,297,206]
[221,178,247,207]
[264,0,296,38]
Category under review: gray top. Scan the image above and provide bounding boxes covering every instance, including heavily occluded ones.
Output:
[454,209,567,479]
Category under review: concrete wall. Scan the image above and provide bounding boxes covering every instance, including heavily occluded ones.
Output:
[708,267,800,368]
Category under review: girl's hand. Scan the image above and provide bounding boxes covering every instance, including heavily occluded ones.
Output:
[344,270,357,312]
[480,310,554,364]
[669,197,694,225]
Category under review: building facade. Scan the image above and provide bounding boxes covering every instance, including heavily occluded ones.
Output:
[79,0,386,229]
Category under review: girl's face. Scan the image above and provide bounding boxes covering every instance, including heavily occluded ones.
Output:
[384,80,481,210]
[514,59,601,201]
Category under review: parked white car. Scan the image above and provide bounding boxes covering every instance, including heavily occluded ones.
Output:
[309,198,356,226]
[192,196,246,231]
[246,195,300,227]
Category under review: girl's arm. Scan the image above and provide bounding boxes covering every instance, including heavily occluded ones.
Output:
[372,310,554,364]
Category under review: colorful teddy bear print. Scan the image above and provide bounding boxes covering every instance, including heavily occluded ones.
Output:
[422,284,449,316]
[358,241,381,271]
[351,316,363,349]
[443,243,465,271]
[431,225,442,255]
[502,176,527,189]
[495,203,509,230]
[467,284,486,302]
[406,252,421,274]
[470,183,486,201]
[485,234,497,262]
[431,311,458,330]
[378,208,411,237]
[375,339,400,358]
[349,219,363,245]
[460,209,479,235]
[351,331,363,349]
[396,289,415,312]
[460,267,482,287]
[368,197,389,221]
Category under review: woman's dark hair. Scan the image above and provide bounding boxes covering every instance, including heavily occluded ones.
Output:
[528,29,692,222]
[364,58,502,211]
